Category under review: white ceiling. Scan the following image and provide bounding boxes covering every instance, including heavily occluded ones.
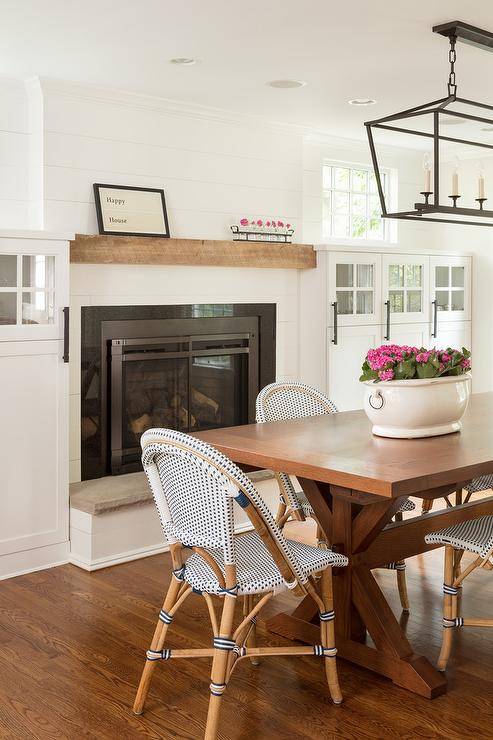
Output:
[2,0,493,139]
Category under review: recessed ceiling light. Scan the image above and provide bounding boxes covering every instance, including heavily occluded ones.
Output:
[348,98,377,106]
[170,57,197,65]
[268,79,307,89]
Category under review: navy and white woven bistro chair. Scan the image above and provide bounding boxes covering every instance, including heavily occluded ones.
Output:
[133,428,348,740]
[425,511,493,671]
[256,380,415,612]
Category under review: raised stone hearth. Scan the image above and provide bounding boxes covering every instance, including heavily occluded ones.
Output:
[69,469,279,571]
[70,468,275,515]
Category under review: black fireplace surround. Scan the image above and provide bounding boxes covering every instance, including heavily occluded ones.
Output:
[81,304,276,479]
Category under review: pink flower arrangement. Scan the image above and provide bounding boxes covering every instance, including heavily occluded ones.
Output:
[360,344,471,382]
[240,218,249,226]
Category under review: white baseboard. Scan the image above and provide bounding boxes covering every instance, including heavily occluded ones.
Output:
[0,541,70,581]
[69,541,170,571]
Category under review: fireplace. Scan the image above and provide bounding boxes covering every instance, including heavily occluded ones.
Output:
[80,304,275,479]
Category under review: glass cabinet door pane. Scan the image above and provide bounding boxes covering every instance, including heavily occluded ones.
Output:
[435,290,450,311]
[22,292,55,324]
[0,255,17,287]
[451,290,464,311]
[389,290,404,312]
[356,291,373,315]
[0,292,17,324]
[336,264,353,287]
[336,291,353,314]
[435,266,449,288]
[389,265,404,288]
[407,290,422,313]
[357,264,374,288]
[405,264,422,287]
[451,266,464,287]
[22,255,55,289]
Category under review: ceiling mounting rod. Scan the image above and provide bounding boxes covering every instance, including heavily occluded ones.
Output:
[433,20,493,52]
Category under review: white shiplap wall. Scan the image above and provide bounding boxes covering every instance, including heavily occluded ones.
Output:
[0,79,31,228]
[40,80,303,238]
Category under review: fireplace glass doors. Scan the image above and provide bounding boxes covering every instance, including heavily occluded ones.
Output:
[109,323,257,473]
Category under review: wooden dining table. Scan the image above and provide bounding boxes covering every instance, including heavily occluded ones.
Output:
[196,392,493,699]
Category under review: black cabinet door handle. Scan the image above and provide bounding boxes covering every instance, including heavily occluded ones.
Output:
[431,299,438,339]
[384,300,391,341]
[63,307,69,363]
[331,302,338,345]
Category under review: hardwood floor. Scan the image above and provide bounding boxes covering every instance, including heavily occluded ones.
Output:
[1,517,493,738]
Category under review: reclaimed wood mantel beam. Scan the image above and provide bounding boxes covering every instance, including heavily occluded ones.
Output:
[69,234,317,269]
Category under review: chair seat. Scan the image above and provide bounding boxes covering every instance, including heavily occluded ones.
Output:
[184,530,348,596]
[465,475,493,494]
[425,515,493,558]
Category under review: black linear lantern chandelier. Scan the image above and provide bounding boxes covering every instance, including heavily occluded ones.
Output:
[366,21,493,227]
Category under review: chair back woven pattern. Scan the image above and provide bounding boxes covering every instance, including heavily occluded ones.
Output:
[141,428,309,583]
[256,381,338,423]
[256,382,337,511]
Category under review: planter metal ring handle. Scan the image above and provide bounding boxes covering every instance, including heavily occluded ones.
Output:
[368,390,384,410]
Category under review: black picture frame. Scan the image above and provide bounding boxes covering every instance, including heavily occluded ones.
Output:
[93,183,170,238]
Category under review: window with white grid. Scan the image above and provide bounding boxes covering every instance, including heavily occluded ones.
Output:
[322,163,390,241]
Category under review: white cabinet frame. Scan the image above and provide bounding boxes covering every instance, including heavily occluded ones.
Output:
[429,255,471,329]
[328,251,382,327]
[382,253,430,327]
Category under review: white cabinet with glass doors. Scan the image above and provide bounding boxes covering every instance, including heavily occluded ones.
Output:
[326,249,472,411]
[0,231,72,579]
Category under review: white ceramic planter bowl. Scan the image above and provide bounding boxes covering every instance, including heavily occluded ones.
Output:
[362,373,471,438]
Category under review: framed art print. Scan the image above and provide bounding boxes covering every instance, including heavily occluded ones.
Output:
[93,184,170,238]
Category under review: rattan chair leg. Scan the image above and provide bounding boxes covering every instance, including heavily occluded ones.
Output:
[393,512,410,613]
[133,576,182,715]
[396,564,410,613]
[320,567,342,705]
[438,545,455,672]
[421,498,433,514]
[205,595,237,740]
[245,595,260,666]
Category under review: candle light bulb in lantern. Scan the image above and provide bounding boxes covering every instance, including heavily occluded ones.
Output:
[452,156,460,197]
[423,153,432,193]
[478,161,486,199]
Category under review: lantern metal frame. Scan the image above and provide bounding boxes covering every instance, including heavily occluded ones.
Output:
[365,21,493,227]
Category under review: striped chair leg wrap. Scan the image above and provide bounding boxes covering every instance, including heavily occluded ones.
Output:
[159,609,174,624]
[443,584,459,596]
[442,617,464,628]
[319,610,335,622]
[213,637,236,651]
[250,616,257,625]
[172,565,186,581]
[210,682,227,696]
[217,585,239,598]
[146,648,172,661]
[386,562,406,571]
[233,645,247,657]
[313,645,337,658]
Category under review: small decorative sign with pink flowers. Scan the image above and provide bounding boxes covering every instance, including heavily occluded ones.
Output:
[360,344,471,382]
[231,218,294,243]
